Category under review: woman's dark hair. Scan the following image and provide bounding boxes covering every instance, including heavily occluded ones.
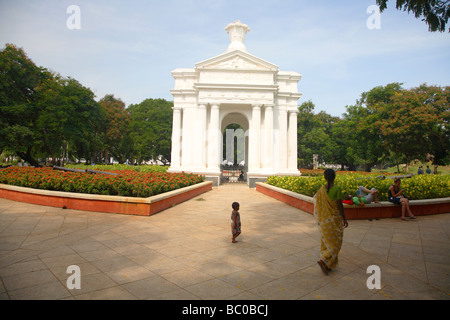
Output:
[324,169,336,192]
[232,202,240,210]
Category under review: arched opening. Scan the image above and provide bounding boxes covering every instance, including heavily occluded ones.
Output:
[220,112,249,184]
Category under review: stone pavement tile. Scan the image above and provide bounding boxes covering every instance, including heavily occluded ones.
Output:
[220,269,273,291]
[139,254,192,275]
[70,272,117,296]
[8,280,72,300]
[74,286,138,300]
[426,270,450,294]
[160,267,215,288]
[153,243,199,259]
[47,261,101,282]
[154,287,202,300]
[70,238,111,253]
[0,248,40,268]
[90,255,139,273]
[301,267,378,300]
[184,278,244,300]
[247,278,303,300]
[121,275,180,299]
[2,269,58,292]
[387,255,428,282]
[200,260,245,278]
[77,247,121,262]
[40,253,87,269]
[105,265,156,284]
[0,257,48,277]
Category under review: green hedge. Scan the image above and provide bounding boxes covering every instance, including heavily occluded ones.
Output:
[267,174,450,200]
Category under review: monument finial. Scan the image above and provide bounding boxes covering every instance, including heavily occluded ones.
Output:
[225,20,250,52]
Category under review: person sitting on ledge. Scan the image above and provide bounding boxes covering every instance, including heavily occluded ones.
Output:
[388,177,416,221]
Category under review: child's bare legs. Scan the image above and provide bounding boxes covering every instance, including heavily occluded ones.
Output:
[232,231,240,243]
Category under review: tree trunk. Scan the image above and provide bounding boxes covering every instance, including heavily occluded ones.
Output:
[17,147,40,167]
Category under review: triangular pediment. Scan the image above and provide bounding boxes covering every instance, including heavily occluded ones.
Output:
[196,50,278,72]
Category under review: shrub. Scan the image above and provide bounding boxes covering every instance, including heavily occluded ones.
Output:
[267,174,450,200]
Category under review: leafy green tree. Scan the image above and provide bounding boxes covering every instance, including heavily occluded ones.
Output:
[0,44,104,165]
[0,44,49,166]
[127,98,173,164]
[376,0,450,32]
[99,94,130,163]
[297,101,337,168]
[373,83,449,171]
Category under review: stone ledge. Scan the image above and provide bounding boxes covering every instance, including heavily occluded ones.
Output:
[256,182,450,220]
[0,181,213,216]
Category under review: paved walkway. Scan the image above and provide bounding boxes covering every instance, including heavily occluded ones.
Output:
[0,184,449,300]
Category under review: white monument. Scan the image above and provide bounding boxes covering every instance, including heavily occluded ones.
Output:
[168,20,302,186]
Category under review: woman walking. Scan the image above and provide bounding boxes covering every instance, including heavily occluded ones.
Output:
[313,169,348,275]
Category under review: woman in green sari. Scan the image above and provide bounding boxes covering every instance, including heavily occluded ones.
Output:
[313,169,348,275]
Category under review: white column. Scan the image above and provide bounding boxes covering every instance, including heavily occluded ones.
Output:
[288,110,298,171]
[249,104,261,171]
[196,104,207,169]
[208,104,220,170]
[278,107,287,171]
[170,107,181,168]
[263,106,273,169]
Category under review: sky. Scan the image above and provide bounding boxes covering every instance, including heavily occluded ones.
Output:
[0,0,449,117]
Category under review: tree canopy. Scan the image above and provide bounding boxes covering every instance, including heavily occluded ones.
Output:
[377,0,450,32]
[1,44,448,171]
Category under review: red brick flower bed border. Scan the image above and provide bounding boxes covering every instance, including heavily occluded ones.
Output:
[0,181,212,216]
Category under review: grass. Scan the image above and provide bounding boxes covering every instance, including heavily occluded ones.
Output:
[373,161,450,175]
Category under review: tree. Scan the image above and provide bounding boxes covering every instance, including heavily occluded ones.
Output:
[0,44,104,165]
[98,94,130,163]
[0,44,50,166]
[297,101,338,168]
[373,83,449,171]
[127,98,173,164]
[377,0,450,32]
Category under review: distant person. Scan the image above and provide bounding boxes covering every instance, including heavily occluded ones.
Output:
[417,166,424,174]
[313,169,348,275]
[426,166,432,174]
[434,165,438,174]
[388,177,416,221]
[231,202,241,243]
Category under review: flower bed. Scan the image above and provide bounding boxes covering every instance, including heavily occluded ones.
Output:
[0,166,204,198]
[267,174,450,200]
